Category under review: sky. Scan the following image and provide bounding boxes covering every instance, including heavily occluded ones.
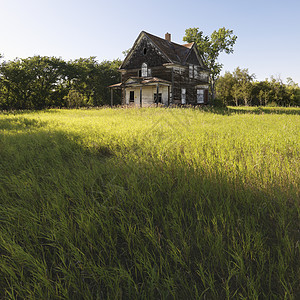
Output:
[1,0,300,84]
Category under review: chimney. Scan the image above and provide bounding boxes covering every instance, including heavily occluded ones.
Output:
[165,32,171,42]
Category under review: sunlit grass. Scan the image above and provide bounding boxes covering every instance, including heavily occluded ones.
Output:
[0,107,299,299]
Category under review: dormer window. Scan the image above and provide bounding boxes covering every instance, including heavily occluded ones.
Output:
[141,63,148,77]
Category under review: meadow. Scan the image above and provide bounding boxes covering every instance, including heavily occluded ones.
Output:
[0,107,299,299]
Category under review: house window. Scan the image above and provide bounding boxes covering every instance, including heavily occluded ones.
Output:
[141,63,148,77]
[200,72,209,81]
[189,65,194,78]
[197,89,204,104]
[143,48,147,55]
[181,88,186,104]
[130,91,134,102]
[194,65,199,79]
[154,93,162,103]
[148,68,152,77]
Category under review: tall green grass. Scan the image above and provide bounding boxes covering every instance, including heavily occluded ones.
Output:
[0,107,299,299]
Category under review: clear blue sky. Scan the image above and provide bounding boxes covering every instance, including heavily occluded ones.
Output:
[1,0,300,83]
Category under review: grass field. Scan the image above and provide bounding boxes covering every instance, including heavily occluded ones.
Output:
[0,107,299,299]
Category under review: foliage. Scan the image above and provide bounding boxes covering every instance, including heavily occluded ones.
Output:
[122,48,131,57]
[216,68,300,107]
[64,89,85,108]
[183,27,237,99]
[0,56,121,109]
[0,108,299,299]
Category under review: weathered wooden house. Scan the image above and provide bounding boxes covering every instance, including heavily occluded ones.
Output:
[109,31,210,106]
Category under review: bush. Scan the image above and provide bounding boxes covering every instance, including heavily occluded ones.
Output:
[64,90,86,108]
[265,101,278,107]
[211,97,227,107]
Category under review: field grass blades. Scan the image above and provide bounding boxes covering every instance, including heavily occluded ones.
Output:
[0,107,299,299]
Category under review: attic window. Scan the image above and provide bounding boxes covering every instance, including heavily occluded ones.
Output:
[143,48,147,55]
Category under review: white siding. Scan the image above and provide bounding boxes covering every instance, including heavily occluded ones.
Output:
[125,86,169,107]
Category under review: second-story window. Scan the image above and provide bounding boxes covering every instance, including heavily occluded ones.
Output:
[141,63,148,77]
[189,65,194,78]
[194,65,199,79]
[181,88,186,104]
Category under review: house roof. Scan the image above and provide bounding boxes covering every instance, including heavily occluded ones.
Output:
[143,31,194,65]
[120,31,208,70]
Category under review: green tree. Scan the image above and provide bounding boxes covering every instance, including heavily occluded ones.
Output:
[215,71,235,106]
[0,55,122,110]
[64,89,85,108]
[183,27,237,100]
[0,56,68,109]
[286,77,300,106]
[92,59,122,106]
[67,58,121,106]
[122,49,131,57]
[252,81,271,106]
[232,67,255,106]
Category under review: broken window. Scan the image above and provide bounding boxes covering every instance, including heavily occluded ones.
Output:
[141,63,148,77]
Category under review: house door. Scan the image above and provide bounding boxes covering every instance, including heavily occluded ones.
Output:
[129,91,134,102]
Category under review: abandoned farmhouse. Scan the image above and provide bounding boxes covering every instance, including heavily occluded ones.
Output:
[109,31,210,106]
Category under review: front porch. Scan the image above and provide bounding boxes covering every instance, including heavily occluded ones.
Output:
[109,77,171,107]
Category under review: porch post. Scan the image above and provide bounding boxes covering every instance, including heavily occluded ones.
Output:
[140,87,142,107]
[171,67,174,105]
[110,88,113,107]
[168,85,170,106]
[156,83,159,105]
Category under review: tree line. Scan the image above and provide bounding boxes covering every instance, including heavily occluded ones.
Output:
[0,55,121,110]
[1,27,299,109]
[215,67,300,107]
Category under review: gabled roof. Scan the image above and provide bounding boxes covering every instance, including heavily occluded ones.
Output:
[120,31,208,70]
[144,31,193,64]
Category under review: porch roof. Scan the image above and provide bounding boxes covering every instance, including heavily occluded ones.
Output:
[109,77,171,89]
[108,82,122,88]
